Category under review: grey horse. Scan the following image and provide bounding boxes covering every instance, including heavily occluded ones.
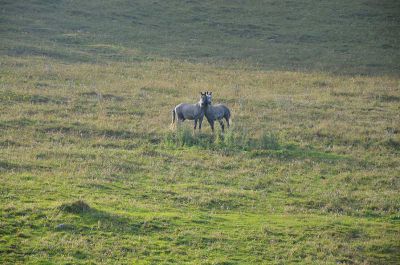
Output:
[172,92,209,130]
[204,91,231,132]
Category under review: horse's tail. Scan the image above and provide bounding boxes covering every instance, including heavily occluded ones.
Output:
[225,106,231,127]
[171,109,176,125]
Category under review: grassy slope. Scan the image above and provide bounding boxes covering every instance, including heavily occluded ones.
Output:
[0,0,400,264]
[1,0,399,75]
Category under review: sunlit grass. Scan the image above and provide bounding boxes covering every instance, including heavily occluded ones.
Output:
[0,1,399,263]
[0,55,399,264]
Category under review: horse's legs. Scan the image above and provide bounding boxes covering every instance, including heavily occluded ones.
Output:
[207,118,214,132]
[225,116,230,128]
[218,119,225,133]
[194,119,198,130]
[198,116,203,131]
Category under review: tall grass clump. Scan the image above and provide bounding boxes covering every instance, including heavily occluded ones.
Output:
[216,125,250,150]
[221,128,280,151]
[258,131,280,150]
[164,127,214,148]
[176,127,195,146]
[164,124,279,151]
[164,127,195,147]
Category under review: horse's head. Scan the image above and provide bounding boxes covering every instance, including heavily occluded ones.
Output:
[206,91,212,105]
[199,92,208,107]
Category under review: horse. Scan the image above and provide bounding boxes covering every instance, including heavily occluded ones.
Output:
[171,92,209,131]
[204,91,231,132]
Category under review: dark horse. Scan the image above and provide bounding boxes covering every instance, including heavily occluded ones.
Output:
[204,91,231,132]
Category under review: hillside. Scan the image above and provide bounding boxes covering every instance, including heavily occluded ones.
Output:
[1,0,399,264]
[1,0,399,75]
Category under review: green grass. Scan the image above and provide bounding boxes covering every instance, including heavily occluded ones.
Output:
[1,0,399,75]
[1,0,400,264]
[1,56,399,264]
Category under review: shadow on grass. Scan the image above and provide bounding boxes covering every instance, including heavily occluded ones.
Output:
[0,160,51,172]
[0,91,68,105]
[57,200,172,235]
[248,144,347,162]
[38,121,160,142]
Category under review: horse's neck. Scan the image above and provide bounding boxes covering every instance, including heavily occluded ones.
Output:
[194,102,203,112]
[197,102,206,109]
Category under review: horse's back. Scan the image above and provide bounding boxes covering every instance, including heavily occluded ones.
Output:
[175,103,201,120]
[213,104,230,118]
[219,104,230,113]
[174,103,185,112]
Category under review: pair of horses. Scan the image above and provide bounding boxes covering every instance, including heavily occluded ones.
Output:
[172,92,231,132]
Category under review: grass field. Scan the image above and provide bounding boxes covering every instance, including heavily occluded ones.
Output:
[1,0,400,75]
[1,0,400,264]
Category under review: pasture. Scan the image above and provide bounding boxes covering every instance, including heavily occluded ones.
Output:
[0,0,399,264]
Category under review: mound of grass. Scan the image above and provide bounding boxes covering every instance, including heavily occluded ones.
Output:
[58,200,91,214]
